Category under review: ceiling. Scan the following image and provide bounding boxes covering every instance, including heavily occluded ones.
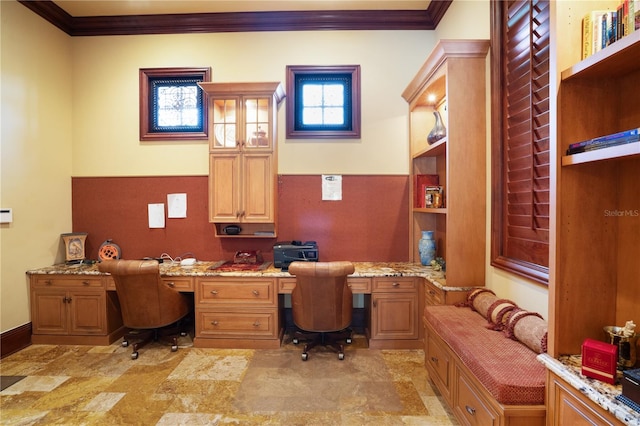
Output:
[52,1,433,17]
[19,0,450,36]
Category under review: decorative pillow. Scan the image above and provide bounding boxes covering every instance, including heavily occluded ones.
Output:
[485,299,518,331]
[505,308,548,354]
[466,288,497,318]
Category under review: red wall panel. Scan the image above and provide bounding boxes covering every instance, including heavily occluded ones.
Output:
[72,175,409,263]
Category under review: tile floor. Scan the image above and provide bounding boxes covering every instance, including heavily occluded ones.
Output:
[0,334,458,425]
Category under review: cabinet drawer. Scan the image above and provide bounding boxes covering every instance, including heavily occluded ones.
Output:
[347,278,371,293]
[278,277,296,293]
[196,309,278,339]
[197,279,276,306]
[32,276,103,288]
[455,369,498,426]
[373,277,416,292]
[279,277,371,294]
[162,277,194,292]
[424,281,444,305]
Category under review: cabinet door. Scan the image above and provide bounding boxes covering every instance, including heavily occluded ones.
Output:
[31,289,68,335]
[371,293,419,339]
[242,153,273,222]
[242,96,273,151]
[209,153,241,222]
[68,290,107,335]
[210,97,240,151]
[549,373,618,426]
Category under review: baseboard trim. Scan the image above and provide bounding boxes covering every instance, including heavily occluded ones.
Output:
[1,323,32,359]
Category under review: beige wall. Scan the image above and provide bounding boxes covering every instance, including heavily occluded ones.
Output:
[1,0,74,332]
[71,30,437,177]
[1,0,553,334]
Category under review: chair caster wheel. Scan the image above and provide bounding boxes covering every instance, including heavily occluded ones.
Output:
[346,338,352,344]
[131,352,139,360]
[293,338,299,345]
[171,345,178,352]
[301,352,308,361]
[338,352,345,360]
[122,341,129,347]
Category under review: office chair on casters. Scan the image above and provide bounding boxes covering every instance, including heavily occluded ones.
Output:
[289,261,355,361]
[98,259,192,360]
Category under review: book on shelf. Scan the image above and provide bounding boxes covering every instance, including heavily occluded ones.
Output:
[581,1,640,60]
[414,174,439,208]
[566,127,640,155]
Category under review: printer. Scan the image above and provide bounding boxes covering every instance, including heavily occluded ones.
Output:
[273,240,318,270]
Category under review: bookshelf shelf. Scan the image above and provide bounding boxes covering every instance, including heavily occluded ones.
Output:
[561,141,640,166]
[413,138,447,159]
[413,207,448,214]
[562,29,640,81]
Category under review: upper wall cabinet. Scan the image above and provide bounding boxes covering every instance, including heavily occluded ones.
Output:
[198,82,285,238]
[402,40,490,287]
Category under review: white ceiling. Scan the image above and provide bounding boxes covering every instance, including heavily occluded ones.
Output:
[53,1,432,17]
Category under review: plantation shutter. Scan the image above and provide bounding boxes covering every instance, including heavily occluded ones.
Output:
[491,0,550,283]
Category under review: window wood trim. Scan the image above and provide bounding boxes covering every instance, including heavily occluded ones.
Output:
[139,67,211,141]
[490,0,550,285]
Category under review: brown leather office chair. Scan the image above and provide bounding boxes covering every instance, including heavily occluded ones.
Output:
[99,259,192,360]
[289,261,355,361]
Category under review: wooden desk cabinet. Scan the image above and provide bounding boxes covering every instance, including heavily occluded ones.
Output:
[194,277,282,349]
[30,275,124,345]
[369,277,422,349]
[547,371,623,426]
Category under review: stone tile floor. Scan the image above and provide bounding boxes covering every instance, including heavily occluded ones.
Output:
[0,334,458,425]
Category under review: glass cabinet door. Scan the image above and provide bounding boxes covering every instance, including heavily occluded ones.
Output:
[211,98,238,150]
[244,97,271,149]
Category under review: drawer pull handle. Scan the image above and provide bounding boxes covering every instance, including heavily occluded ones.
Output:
[211,321,219,326]
[45,280,53,285]
[392,282,400,287]
[64,296,72,303]
[465,405,476,416]
[210,290,218,295]
[166,281,175,287]
[429,290,436,295]
[252,290,260,296]
[431,356,438,363]
[82,281,90,286]
[253,321,261,327]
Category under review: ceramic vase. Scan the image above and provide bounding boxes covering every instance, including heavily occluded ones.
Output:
[427,111,446,144]
[418,231,436,266]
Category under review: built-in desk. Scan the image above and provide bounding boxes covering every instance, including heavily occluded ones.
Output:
[27,262,471,349]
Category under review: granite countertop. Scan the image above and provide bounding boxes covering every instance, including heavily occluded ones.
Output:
[538,353,640,425]
[26,261,467,291]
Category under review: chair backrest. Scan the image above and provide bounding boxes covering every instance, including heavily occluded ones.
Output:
[289,261,355,333]
[98,259,190,329]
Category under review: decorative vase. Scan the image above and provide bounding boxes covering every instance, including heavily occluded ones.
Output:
[427,111,446,144]
[418,231,436,266]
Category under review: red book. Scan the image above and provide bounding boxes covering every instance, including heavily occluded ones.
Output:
[581,338,618,384]
[414,175,439,208]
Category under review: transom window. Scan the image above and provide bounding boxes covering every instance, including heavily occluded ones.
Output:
[286,65,361,139]
[139,67,211,141]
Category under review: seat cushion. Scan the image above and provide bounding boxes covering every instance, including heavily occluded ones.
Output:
[425,305,545,405]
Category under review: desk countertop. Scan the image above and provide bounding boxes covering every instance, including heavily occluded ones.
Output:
[27,261,466,291]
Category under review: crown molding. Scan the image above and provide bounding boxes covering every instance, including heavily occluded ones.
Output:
[18,0,452,36]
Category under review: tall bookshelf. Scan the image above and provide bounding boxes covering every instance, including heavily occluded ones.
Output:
[402,40,489,287]
[550,27,640,357]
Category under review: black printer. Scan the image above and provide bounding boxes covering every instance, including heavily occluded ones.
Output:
[273,240,318,270]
